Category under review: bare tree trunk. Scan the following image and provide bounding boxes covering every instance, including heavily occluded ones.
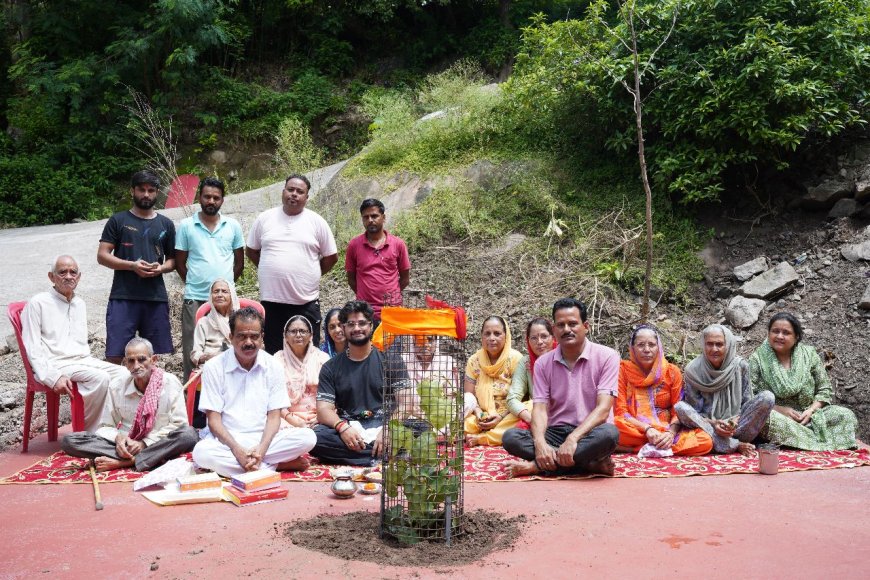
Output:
[497,0,514,81]
[628,5,654,322]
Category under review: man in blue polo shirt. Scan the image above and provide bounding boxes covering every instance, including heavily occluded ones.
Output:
[175,177,244,383]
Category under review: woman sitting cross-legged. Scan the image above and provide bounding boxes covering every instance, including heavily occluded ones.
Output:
[505,317,556,427]
[614,324,712,456]
[464,316,524,447]
[748,312,857,451]
[675,324,774,457]
[274,316,329,429]
[190,278,239,369]
[319,308,347,359]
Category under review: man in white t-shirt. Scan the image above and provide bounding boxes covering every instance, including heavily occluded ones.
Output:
[192,307,316,477]
[245,174,338,353]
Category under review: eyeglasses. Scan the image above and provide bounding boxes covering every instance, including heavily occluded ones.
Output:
[285,329,311,336]
[343,321,372,329]
[529,334,552,343]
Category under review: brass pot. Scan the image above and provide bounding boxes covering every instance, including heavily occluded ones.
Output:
[331,474,358,498]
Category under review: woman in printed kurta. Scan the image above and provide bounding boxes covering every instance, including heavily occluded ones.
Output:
[748,312,857,451]
[274,316,329,428]
[615,325,712,456]
[464,316,523,447]
[506,317,556,425]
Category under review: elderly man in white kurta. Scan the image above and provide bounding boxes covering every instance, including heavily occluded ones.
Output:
[21,255,128,432]
[62,337,198,471]
[192,307,316,477]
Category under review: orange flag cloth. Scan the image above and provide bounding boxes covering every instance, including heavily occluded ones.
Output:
[372,302,468,351]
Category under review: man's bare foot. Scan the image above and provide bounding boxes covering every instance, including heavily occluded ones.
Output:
[93,456,134,472]
[464,434,482,448]
[506,459,540,478]
[275,456,310,472]
[585,456,615,476]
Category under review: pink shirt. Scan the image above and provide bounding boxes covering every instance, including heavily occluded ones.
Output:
[345,231,410,317]
[532,341,619,427]
[247,207,337,304]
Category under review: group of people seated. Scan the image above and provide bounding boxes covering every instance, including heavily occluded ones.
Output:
[22,254,858,480]
[463,306,857,477]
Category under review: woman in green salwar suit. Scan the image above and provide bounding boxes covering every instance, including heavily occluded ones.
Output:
[749,312,857,451]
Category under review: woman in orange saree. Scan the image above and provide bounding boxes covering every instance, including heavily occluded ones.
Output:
[615,325,712,456]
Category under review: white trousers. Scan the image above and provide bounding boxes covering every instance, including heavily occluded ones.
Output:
[53,357,127,432]
[192,428,317,477]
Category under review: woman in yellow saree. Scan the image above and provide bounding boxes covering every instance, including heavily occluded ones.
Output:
[464,316,523,447]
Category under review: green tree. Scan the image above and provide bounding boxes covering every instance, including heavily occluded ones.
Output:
[509,0,869,203]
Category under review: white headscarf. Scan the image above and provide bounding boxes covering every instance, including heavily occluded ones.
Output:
[683,324,744,419]
[203,278,239,344]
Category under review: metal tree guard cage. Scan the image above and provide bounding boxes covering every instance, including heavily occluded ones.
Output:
[376,301,467,545]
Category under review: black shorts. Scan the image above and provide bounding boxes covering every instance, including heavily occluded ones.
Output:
[105,299,173,357]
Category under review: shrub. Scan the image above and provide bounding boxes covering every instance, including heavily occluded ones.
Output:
[350,62,513,175]
[274,116,326,175]
[0,155,115,226]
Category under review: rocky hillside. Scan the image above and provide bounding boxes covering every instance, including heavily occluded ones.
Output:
[1,146,868,450]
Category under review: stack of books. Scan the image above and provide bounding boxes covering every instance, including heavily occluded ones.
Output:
[178,472,222,492]
[222,469,288,507]
[143,472,224,506]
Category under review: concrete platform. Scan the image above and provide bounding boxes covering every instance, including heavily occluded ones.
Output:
[1,427,869,579]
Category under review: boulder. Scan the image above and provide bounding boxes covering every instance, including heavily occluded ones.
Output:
[725,296,767,329]
[840,240,870,262]
[5,334,18,353]
[740,262,800,298]
[418,110,447,123]
[208,150,228,165]
[855,165,870,203]
[801,179,852,210]
[733,257,767,282]
[827,198,859,219]
[859,285,870,310]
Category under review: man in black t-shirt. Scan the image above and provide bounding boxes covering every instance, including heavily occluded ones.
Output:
[312,300,408,466]
[97,170,176,363]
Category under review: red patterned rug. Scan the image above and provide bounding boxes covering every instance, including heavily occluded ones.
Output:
[465,446,870,481]
[1,447,868,485]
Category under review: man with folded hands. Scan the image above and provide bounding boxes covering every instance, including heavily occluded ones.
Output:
[192,306,316,476]
[61,338,197,471]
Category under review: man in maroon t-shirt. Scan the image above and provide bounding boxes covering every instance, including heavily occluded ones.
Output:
[345,199,411,321]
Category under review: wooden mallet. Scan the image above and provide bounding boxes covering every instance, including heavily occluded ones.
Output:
[88,462,104,511]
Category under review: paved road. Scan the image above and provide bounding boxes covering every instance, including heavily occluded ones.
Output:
[0,161,346,340]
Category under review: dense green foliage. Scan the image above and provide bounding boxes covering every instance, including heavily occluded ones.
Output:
[509,0,870,203]
[346,66,706,298]
[0,0,571,226]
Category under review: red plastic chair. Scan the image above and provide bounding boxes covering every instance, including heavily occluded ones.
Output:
[7,301,85,452]
[185,298,265,424]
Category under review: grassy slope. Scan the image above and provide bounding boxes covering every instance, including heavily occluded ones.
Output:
[306,66,708,351]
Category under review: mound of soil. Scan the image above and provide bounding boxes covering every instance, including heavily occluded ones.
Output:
[277,509,526,569]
